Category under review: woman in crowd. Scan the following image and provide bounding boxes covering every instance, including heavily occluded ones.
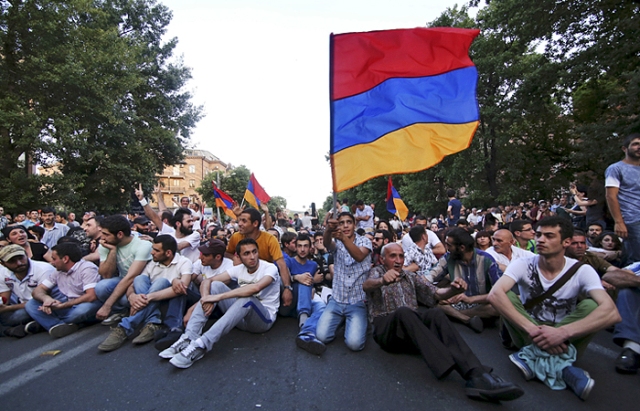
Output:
[475,230,492,251]
[2,225,50,262]
[592,231,625,267]
[376,219,397,242]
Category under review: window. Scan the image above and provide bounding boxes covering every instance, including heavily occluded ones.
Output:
[189,179,196,188]
[172,166,180,176]
[173,179,180,187]
[189,165,196,174]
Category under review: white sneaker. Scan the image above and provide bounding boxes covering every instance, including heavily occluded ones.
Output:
[158,334,191,359]
[169,341,206,368]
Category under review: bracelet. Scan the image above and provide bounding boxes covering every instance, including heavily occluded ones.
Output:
[138,198,148,207]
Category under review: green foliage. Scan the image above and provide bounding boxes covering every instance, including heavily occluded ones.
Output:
[0,0,202,214]
[197,164,252,207]
[338,1,638,216]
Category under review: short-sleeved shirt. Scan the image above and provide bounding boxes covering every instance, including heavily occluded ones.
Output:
[605,161,640,224]
[486,245,535,268]
[504,256,604,324]
[42,223,70,248]
[98,236,152,278]
[226,231,283,263]
[448,198,462,225]
[140,254,193,282]
[227,260,280,322]
[0,260,56,303]
[193,257,234,279]
[355,206,375,230]
[286,257,318,277]
[158,225,202,263]
[41,259,100,299]
[403,242,437,276]
[331,235,372,304]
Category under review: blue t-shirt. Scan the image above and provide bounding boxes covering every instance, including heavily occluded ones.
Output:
[448,198,462,225]
[605,161,640,224]
[286,257,318,277]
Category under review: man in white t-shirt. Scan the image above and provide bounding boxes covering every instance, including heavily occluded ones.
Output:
[136,186,201,263]
[488,217,620,400]
[354,200,375,232]
[161,238,280,368]
[486,229,535,272]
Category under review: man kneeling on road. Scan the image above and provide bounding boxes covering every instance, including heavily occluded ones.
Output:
[26,243,102,338]
[98,235,193,351]
[364,243,524,402]
[160,238,280,368]
[488,217,620,400]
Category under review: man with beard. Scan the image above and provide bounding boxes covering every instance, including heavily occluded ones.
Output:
[82,216,103,264]
[0,245,56,337]
[94,215,152,326]
[606,133,640,264]
[488,217,620,400]
[428,228,501,333]
[132,216,155,239]
[371,229,393,267]
[136,186,201,263]
[365,243,524,402]
[40,207,70,249]
[98,235,193,351]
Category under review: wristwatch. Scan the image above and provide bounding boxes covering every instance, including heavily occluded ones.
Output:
[284,285,293,292]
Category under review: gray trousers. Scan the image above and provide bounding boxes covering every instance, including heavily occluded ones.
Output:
[185,281,273,351]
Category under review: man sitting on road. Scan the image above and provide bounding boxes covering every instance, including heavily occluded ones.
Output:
[364,243,524,402]
[428,228,501,333]
[403,226,437,276]
[94,215,152,326]
[26,243,101,338]
[0,245,56,337]
[160,238,280,368]
[486,229,535,272]
[488,216,620,400]
[98,235,193,351]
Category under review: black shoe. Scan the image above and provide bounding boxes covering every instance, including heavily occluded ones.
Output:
[3,325,27,338]
[155,330,183,351]
[465,372,524,402]
[24,321,44,335]
[468,316,484,333]
[615,348,640,374]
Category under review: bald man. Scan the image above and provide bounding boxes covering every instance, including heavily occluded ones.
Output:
[486,229,535,272]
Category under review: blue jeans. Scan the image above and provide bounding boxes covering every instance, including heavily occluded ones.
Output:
[624,220,640,265]
[162,283,201,331]
[185,281,274,351]
[614,287,640,346]
[316,299,367,351]
[119,276,170,336]
[95,277,129,313]
[299,299,326,336]
[24,287,101,330]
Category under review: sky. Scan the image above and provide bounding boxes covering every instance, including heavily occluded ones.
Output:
[159,0,469,211]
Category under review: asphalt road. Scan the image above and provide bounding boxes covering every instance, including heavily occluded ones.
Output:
[0,318,637,411]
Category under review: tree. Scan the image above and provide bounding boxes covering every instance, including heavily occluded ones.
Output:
[0,0,202,213]
[197,165,251,210]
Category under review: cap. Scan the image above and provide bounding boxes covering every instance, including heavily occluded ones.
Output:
[133,216,151,225]
[198,239,226,256]
[0,244,27,262]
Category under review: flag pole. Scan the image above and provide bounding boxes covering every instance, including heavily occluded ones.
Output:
[330,33,337,220]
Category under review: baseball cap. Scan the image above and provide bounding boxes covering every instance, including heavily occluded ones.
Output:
[198,239,226,256]
[0,244,27,262]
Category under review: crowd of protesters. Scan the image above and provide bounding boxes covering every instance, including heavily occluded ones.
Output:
[1,134,639,403]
